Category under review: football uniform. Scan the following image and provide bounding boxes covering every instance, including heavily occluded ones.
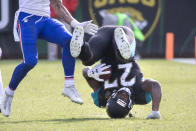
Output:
[10,0,75,90]
[86,26,151,107]
[80,25,134,66]
[91,60,151,107]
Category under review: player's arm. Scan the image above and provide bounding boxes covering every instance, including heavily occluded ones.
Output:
[82,64,111,91]
[83,67,100,92]
[141,79,162,119]
[50,0,98,35]
[50,0,74,25]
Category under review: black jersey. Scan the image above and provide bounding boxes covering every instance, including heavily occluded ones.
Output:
[97,59,144,107]
[85,26,147,107]
[102,59,143,92]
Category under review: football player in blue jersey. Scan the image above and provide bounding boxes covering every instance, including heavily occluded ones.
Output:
[0,0,98,117]
[70,25,162,119]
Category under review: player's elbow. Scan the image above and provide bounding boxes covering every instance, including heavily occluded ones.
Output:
[150,81,162,99]
[152,81,161,89]
[82,67,90,79]
[150,80,161,92]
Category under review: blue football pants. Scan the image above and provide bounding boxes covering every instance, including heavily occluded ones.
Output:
[9,12,75,90]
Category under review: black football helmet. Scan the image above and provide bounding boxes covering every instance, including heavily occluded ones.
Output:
[106,87,133,118]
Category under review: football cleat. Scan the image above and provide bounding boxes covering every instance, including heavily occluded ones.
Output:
[62,85,83,104]
[1,90,13,117]
[70,26,84,58]
[114,27,131,60]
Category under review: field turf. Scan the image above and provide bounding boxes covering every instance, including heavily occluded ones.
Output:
[0,59,196,131]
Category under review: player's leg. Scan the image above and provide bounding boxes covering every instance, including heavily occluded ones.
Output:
[71,26,113,66]
[40,18,83,104]
[73,25,133,64]
[113,26,136,61]
[84,28,113,65]
[1,12,39,117]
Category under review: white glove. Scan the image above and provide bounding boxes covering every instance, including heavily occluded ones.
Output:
[87,63,111,82]
[71,20,98,35]
[146,111,161,119]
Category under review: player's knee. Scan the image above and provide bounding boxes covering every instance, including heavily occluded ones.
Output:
[24,57,38,69]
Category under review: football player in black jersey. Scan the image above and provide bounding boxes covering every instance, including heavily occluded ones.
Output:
[70,25,162,119]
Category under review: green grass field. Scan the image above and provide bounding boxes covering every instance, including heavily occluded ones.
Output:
[0,59,196,131]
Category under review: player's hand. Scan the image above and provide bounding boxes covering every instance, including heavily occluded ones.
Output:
[71,20,98,35]
[146,111,161,119]
[81,20,98,35]
[87,63,111,82]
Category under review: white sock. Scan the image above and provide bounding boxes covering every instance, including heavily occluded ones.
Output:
[5,87,15,96]
[64,76,74,88]
[0,70,3,98]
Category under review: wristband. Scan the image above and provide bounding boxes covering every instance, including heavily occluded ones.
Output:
[70,19,80,28]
